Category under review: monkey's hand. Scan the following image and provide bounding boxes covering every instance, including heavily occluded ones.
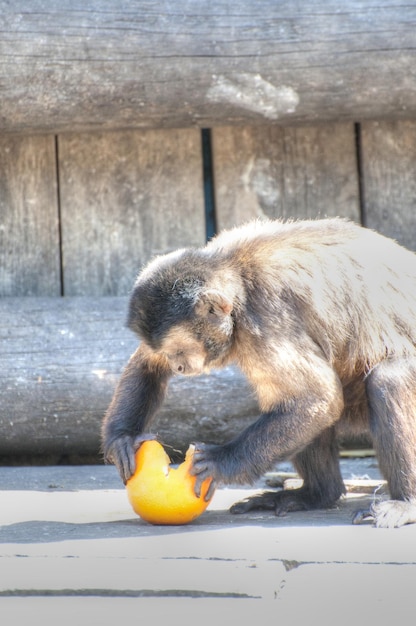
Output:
[103,433,158,484]
[191,442,226,501]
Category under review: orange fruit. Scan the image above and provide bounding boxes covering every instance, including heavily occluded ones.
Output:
[126,440,214,525]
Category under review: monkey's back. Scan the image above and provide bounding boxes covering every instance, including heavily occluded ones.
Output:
[208,218,416,374]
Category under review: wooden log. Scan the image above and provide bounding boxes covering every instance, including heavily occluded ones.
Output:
[0,297,257,464]
[1,1,416,134]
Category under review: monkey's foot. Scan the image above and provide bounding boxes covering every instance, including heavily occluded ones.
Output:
[230,488,330,516]
[230,491,281,514]
[353,499,416,528]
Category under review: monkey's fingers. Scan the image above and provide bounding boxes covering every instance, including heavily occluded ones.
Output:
[191,453,210,496]
[193,474,216,500]
[204,478,216,502]
[190,442,219,499]
[119,442,137,485]
[191,460,211,495]
[120,433,158,482]
[104,434,136,485]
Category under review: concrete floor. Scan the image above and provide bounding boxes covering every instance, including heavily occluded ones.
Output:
[1,458,415,625]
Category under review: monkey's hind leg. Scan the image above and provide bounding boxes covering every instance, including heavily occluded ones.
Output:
[231,427,345,516]
[356,358,416,528]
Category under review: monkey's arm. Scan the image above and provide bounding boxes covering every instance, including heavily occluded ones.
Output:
[191,354,344,499]
[102,344,172,483]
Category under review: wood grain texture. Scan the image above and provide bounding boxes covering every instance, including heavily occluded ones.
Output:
[1,1,415,133]
[361,121,416,251]
[0,297,257,464]
[0,135,60,296]
[58,129,205,296]
[213,124,360,229]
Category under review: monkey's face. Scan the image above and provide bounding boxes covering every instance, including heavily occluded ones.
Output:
[159,325,208,376]
[159,319,233,376]
[128,262,236,375]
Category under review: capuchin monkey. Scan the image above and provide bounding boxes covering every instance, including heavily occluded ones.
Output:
[102,218,416,528]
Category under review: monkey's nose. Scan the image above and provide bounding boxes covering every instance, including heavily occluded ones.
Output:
[177,364,184,373]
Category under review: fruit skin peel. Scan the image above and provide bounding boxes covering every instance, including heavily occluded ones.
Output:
[126,441,214,525]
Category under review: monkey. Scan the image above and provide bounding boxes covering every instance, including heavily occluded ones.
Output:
[102,217,416,528]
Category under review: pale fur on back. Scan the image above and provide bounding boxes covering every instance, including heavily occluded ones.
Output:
[205,218,416,377]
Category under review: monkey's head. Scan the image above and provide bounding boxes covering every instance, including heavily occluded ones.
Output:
[127,249,235,376]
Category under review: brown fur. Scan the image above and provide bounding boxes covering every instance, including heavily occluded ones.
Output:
[102,218,416,527]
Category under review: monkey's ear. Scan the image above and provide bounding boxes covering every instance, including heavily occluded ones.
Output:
[194,290,233,319]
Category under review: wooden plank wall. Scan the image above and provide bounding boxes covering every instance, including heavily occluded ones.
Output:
[0,136,60,296]
[212,123,361,227]
[360,122,416,251]
[0,129,206,297]
[1,121,416,298]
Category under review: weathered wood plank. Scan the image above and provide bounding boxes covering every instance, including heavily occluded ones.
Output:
[0,135,60,296]
[213,124,360,228]
[0,297,257,464]
[58,129,205,296]
[1,1,416,134]
[360,121,416,251]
